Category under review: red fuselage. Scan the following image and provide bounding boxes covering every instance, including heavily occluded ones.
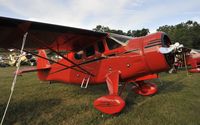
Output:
[37,32,173,84]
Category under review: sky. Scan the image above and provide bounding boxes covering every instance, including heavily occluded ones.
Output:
[0,0,200,33]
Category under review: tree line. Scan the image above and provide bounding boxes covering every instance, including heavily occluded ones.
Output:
[93,20,200,49]
[157,20,200,49]
[93,25,149,37]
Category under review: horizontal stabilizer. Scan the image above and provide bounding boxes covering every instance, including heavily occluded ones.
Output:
[15,66,51,75]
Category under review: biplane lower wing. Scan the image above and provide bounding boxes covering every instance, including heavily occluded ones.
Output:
[15,66,50,75]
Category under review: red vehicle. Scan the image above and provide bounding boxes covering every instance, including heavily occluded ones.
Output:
[0,17,197,114]
[186,50,200,73]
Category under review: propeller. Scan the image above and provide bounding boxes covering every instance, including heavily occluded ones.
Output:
[159,42,184,54]
[159,42,193,75]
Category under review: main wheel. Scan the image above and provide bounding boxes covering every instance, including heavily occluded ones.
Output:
[132,81,158,96]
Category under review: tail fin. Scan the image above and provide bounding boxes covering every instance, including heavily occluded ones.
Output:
[37,49,51,80]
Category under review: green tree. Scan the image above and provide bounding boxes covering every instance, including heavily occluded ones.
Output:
[131,28,149,37]
[93,25,149,37]
[157,20,200,49]
[93,25,110,32]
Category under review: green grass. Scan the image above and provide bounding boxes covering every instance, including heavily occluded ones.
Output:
[0,67,200,125]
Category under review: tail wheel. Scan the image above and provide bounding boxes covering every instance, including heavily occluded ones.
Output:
[132,81,158,96]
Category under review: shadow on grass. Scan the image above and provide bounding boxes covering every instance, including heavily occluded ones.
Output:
[49,81,108,96]
[0,98,61,125]
[157,80,185,95]
[120,80,185,114]
[44,80,185,116]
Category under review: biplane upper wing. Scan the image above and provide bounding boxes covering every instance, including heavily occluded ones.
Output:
[0,16,107,51]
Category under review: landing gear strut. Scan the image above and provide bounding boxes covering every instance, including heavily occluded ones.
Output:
[94,71,125,115]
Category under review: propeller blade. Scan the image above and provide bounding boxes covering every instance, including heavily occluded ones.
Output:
[159,47,174,54]
[159,42,184,54]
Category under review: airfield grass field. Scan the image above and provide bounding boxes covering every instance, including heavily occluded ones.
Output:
[0,67,200,125]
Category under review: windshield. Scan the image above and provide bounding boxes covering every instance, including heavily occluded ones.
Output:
[109,33,133,44]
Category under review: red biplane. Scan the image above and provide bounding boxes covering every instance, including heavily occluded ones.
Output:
[0,17,198,115]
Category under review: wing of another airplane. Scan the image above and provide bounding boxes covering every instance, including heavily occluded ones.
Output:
[0,16,107,51]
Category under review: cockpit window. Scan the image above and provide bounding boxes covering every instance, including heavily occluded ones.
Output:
[106,37,122,50]
[85,45,95,57]
[97,41,105,53]
[74,50,83,60]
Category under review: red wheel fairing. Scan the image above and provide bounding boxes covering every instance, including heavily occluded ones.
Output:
[132,81,158,96]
